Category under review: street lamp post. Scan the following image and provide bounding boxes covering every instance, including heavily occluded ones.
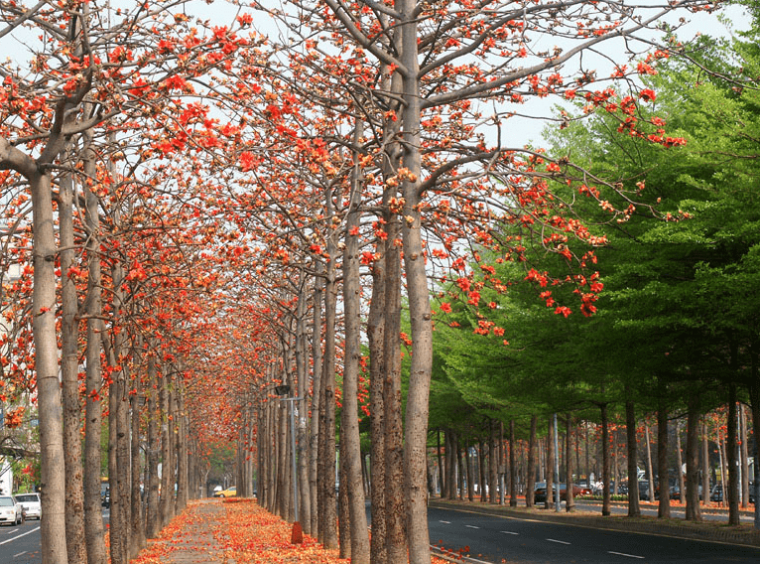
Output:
[274,384,303,544]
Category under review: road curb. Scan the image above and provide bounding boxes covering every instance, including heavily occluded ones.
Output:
[429,499,760,549]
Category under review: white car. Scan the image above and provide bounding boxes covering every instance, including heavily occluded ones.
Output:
[0,496,23,526]
[15,493,41,520]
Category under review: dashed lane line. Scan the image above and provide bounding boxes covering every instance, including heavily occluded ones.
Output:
[439,520,451,524]
[0,527,41,546]
[501,531,519,535]
[546,538,571,545]
[608,551,645,559]
[465,525,480,529]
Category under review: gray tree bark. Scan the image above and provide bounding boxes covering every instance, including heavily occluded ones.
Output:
[339,127,370,564]
[318,185,339,547]
[684,397,702,521]
[601,404,611,517]
[526,416,537,508]
[146,352,161,538]
[657,401,671,519]
[59,160,87,564]
[368,241,387,564]
[309,265,324,538]
[625,398,640,517]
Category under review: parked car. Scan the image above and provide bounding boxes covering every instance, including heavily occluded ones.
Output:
[711,483,756,504]
[214,486,236,498]
[15,493,41,520]
[533,482,583,503]
[670,483,703,501]
[576,481,592,496]
[0,496,24,526]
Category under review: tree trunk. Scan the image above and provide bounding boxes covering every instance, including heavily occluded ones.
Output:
[748,362,760,530]
[719,429,727,508]
[339,435,351,558]
[657,399,670,519]
[526,416,537,508]
[368,246,387,564]
[278,382,290,519]
[30,169,69,564]
[319,192,339,546]
[465,439,474,502]
[107,260,131,564]
[509,420,517,507]
[340,143,371,563]
[740,404,750,510]
[131,372,146,557]
[160,371,173,526]
[83,154,107,564]
[727,385,740,525]
[701,420,710,509]
[456,436,465,500]
[176,377,189,513]
[546,417,554,510]
[384,191,407,564]
[446,431,456,500]
[645,424,655,504]
[296,288,312,533]
[479,441,487,503]
[59,163,87,564]
[676,420,685,507]
[685,397,702,521]
[499,422,506,506]
[566,415,575,512]
[625,397,640,517]
[146,353,161,538]
[309,265,323,537]
[489,422,498,504]
[601,404,611,516]
[437,431,445,499]
[397,4,433,560]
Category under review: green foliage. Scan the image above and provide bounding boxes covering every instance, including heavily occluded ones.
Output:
[429,23,760,434]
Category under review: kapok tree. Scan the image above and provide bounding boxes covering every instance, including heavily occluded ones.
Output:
[262,1,718,562]
[1,3,266,562]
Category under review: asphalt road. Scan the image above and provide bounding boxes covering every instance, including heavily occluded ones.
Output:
[428,505,760,564]
[0,509,109,564]
[0,518,43,563]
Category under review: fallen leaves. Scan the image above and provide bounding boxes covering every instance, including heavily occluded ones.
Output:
[130,498,456,564]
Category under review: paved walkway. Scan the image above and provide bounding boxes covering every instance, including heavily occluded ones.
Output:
[151,500,226,564]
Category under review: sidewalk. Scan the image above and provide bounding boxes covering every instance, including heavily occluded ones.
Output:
[130,498,355,564]
[132,500,227,564]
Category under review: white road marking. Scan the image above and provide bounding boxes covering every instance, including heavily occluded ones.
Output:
[430,547,492,564]
[546,538,571,545]
[0,526,41,546]
[501,530,519,535]
[608,551,645,559]
[465,525,480,529]
[14,551,27,557]
[439,520,451,524]
[5,528,19,534]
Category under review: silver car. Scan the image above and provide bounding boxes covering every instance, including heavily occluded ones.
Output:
[0,496,23,526]
[15,493,41,520]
